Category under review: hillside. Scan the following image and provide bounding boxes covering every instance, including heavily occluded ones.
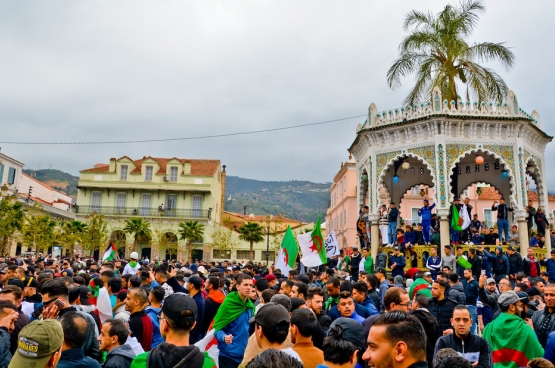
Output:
[22,169,78,196]
[20,170,331,222]
[225,176,330,223]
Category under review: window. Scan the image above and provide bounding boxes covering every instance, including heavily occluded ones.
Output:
[411,208,421,224]
[145,166,153,181]
[213,249,231,259]
[483,209,493,228]
[0,164,4,183]
[192,195,202,218]
[170,167,178,182]
[411,187,419,195]
[344,209,347,225]
[166,194,177,217]
[120,165,128,180]
[141,194,151,216]
[343,177,346,191]
[262,252,276,262]
[7,167,16,184]
[116,193,127,210]
[91,192,101,212]
[236,250,253,260]
[340,213,342,228]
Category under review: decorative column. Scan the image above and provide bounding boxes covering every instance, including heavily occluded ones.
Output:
[514,210,529,254]
[438,209,450,257]
[368,214,380,261]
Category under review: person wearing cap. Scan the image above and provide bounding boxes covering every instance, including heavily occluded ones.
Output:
[56,312,101,368]
[130,293,216,368]
[0,285,30,355]
[532,284,555,348]
[213,273,255,368]
[7,318,63,368]
[363,312,428,368]
[245,303,301,365]
[123,253,141,276]
[264,274,278,288]
[21,276,42,320]
[418,199,436,245]
[320,317,366,368]
[434,305,492,368]
[483,290,544,366]
[388,246,406,279]
[289,308,324,368]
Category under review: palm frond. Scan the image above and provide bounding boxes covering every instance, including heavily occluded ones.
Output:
[387,52,431,89]
[467,42,515,70]
[403,9,436,31]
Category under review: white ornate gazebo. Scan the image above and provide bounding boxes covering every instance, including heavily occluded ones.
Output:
[349,86,552,260]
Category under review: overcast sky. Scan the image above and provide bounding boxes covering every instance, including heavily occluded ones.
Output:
[1,1,553,190]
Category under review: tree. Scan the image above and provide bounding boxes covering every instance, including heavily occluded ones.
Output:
[387,0,515,107]
[123,218,152,258]
[178,221,205,262]
[152,228,178,261]
[0,200,25,255]
[238,222,264,261]
[82,213,109,256]
[60,220,88,256]
[211,225,239,259]
[23,210,57,254]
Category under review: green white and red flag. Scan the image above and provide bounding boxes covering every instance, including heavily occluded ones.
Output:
[299,216,327,267]
[102,239,117,262]
[275,226,298,274]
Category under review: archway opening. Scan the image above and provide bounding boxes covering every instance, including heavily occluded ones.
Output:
[164,232,179,260]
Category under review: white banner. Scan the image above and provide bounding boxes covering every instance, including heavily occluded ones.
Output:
[325,230,340,257]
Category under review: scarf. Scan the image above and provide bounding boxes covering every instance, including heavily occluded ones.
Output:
[89,280,100,298]
[213,291,254,331]
[482,312,544,368]
[325,295,339,311]
[129,261,138,269]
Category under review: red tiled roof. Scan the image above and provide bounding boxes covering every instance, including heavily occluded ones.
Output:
[82,157,220,176]
[478,188,555,201]
[224,211,303,224]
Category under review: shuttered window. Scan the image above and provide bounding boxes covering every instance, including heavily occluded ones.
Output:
[142,194,151,216]
[192,195,202,217]
[120,165,128,180]
[145,166,153,181]
[170,167,178,182]
[116,193,127,210]
[7,167,16,184]
[92,192,101,212]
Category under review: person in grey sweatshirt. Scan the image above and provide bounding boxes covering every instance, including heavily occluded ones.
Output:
[375,247,387,270]
[442,245,457,274]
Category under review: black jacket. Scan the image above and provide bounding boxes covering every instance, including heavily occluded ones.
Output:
[467,254,483,280]
[434,333,492,368]
[492,204,513,219]
[147,343,207,368]
[411,309,441,368]
[428,297,459,332]
[532,309,555,348]
[351,253,362,270]
[508,252,523,275]
[523,256,540,277]
[58,307,101,362]
[103,344,136,368]
[200,293,223,336]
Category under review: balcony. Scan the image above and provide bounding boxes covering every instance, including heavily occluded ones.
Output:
[74,205,210,220]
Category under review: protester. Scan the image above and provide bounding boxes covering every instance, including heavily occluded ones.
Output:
[8,319,63,368]
[98,319,136,368]
[320,318,366,368]
[411,293,441,368]
[289,308,323,368]
[0,301,18,367]
[125,288,153,352]
[122,253,141,276]
[145,286,164,349]
[532,284,555,348]
[429,279,458,333]
[245,349,303,368]
[0,285,30,355]
[57,312,101,368]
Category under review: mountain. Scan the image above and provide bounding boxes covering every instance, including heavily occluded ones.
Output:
[22,169,78,196]
[225,176,330,223]
[20,170,331,222]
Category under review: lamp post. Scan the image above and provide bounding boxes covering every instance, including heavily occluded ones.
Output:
[260,215,278,267]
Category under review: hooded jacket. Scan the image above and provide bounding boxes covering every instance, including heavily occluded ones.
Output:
[428,297,458,332]
[201,289,225,336]
[411,309,441,368]
[492,247,509,276]
[434,333,492,368]
[508,252,523,275]
[104,344,136,368]
[375,252,387,269]
[145,343,214,368]
[448,284,466,305]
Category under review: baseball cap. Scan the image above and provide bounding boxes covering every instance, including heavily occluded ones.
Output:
[24,277,38,288]
[264,274,276,282]
[188,276,203,290]
[507,246,515,251]
[486,278,496,285]
[0,267,7,274]
[249,302,290,327]
[162,293,197,323]
[424,272,432,277]
[328,318,366,347]
[498,290,527,307]
[10,319,63,367]
[375,267,387,275]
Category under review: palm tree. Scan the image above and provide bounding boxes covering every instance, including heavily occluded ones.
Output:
[178,221,205,262]
[123,218,152,258]
[238,222,264,261]
[387,0,515,107]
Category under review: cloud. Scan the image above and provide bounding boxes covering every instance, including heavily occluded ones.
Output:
[0,0,553,192]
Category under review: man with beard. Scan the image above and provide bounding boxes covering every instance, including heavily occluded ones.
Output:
[532,284,555,348]
[434,306,491,368]
[306,287,329,350]
[130,293,216,368]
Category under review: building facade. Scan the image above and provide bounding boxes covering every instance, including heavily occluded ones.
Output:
[75,156,224,261]
[326,156,359,250]
[0,148,24,196]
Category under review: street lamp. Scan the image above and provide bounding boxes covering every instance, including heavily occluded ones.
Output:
[260,215,278,266]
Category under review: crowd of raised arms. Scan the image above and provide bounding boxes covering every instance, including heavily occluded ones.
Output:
[2,210,555,368]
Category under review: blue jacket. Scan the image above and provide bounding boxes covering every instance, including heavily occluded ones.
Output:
[492,247,509,276]
[145,307,163,349]
[388,207,399,222]
[541,258,555,280]
[56,347,101,368]
[328,301,374,320]
[544,331,555,362]
[404,231,417,245]
[388,254,406,277]
[462,279,479,306]
[215,308,252,363]
[418,204,436,222]
[360,297,380,317]
[426,255,442,278]
[481,250,494,273]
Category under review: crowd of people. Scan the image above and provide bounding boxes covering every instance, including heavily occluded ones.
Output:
[1,240,555,368]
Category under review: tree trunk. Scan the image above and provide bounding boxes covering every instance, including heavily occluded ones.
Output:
[2,235,8,256]
[249,240,254,261]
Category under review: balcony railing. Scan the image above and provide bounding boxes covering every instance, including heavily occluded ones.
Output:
[74,205,209,219]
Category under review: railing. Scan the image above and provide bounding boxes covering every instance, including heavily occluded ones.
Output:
[385,244,547,271]
[73,205,209,219]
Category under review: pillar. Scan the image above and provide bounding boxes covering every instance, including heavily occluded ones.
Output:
[369,214,380,261]
[546,228,552,254]
[438,209,450,257]
[514,210,529,254]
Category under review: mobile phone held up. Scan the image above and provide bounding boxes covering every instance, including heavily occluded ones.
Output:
[53,299,65,309]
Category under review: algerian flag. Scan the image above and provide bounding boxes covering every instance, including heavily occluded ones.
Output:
[299,216,327,267]
[275,226,298,274]
[461,204,471,230]
[457,255,472,269]
[102,240,117,262]
[451,204,463,232]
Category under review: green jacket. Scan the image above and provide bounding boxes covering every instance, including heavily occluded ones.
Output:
[363,257,374,273]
